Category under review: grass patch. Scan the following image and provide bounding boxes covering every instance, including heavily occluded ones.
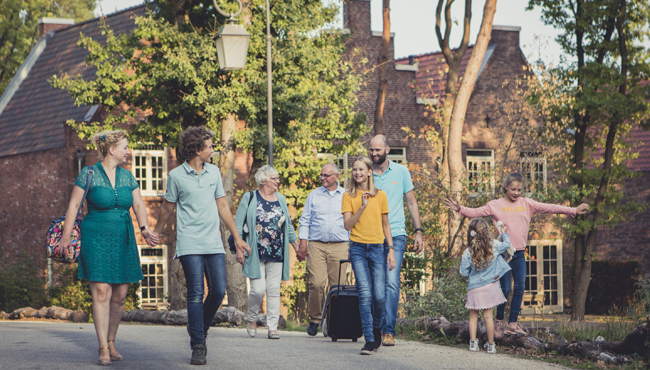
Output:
[394,322,648,369]
[556,317,641,342]
[283,320,309,333]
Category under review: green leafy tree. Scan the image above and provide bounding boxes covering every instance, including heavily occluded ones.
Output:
[0,0,97,94]
[527,0,650,321]
[50,0,367,309]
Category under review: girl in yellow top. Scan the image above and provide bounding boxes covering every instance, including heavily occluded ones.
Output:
[342,156,396,355]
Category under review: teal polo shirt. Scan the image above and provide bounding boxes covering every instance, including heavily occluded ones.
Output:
[373,160,414,237]
[165,161,226,257]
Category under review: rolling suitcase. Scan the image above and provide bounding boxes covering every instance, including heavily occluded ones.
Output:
[320,259,363,342]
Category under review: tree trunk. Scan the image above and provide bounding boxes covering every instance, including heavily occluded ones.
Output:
[446,0,495,253]
[373,0,390,135]
[571,0,628,321]
[169,242,186,310]
[434,0,472,253]
[220,113,248,313]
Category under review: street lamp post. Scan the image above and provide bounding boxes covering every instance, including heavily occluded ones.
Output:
[212,0,251,70]
[212,0,273,167]
[265,0,273,167]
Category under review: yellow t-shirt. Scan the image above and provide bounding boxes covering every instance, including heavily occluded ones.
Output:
[341,190,389,244]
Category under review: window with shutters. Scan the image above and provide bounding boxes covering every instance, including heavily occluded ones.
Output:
[466,149,495,195]
[132,146,167,196]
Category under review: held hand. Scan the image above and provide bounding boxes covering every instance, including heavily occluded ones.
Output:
[387,249,396,271]
[443,198,461,212]
[361,192,371,208]
[413,232,424,254]
[498,224,508,235]
[235,237,251,255]
[576,203,590,215]
[236,248,245,265]
[142,230,158,247]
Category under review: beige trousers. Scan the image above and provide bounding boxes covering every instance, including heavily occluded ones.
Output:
[306,241,349,323]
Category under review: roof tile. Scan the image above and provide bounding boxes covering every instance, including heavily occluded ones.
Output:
[0,5,147,158]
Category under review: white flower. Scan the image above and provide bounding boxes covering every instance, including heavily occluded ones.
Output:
[470,230,476,237]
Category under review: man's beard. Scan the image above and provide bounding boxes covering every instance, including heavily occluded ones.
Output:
[371,152,388,165]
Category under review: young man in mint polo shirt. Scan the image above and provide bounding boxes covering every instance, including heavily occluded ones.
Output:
[152,126,249,365]
[369,135,424,347]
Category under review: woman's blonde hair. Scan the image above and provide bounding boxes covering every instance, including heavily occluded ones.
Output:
[467,218,494,270]
[345,156,378,198]
[90,130,128,160]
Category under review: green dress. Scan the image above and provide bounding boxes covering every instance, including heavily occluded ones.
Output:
[75,163,144,284]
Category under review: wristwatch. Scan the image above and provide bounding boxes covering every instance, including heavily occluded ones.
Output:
[415,227,424,233]
[140,226,148,231]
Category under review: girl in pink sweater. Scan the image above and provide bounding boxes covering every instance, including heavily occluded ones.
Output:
[445,172,589,336]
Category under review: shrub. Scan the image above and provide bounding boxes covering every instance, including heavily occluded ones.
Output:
[49,264,140,315]
[0,246,48,313]
[586,260,642,315]
[401,273,469,322]
[635,274,650,317]
[281,261,308,323]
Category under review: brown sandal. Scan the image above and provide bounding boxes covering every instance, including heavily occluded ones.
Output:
[98,347,111,366]
[107,340,123,361]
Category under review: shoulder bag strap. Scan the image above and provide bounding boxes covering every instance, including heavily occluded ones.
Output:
[77,166,94,217]
[242,191,255,227]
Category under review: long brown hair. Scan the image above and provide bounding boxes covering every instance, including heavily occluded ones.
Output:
[346,156,378,198]
[467,218,493,270]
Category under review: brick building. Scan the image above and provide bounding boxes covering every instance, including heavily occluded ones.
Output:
[0,5,178,309]
[343,0,649,314]
[1,0,646,315]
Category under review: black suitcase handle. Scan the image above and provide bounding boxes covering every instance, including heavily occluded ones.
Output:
[337,259,351,294]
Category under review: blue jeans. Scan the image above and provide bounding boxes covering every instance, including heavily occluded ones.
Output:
[179,253,226,347]
[350,241,386,343]
[382,235,406,336]
[496,250,526,322]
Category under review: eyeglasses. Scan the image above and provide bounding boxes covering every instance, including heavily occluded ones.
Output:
[320,173,337,178]
[270,177,281,182]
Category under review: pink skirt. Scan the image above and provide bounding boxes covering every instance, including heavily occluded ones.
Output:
[465,281,507,310]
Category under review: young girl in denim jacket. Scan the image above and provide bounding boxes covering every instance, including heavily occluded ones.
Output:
[459,218,512,354]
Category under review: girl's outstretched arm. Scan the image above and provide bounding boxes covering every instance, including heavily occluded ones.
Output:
[528,199,590,216]
[444,198,493,218]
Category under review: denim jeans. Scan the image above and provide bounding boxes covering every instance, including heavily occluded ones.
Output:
[350,241,386,343]
[179,253,226,347]
[382,235,406,336]
[496,250,526,322]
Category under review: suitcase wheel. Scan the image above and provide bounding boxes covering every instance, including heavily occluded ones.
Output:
[331,337,337,342]
[352,338,357,342]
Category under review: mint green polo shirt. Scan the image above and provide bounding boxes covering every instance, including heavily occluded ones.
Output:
[165,161,226,257]
[373,160,414,237]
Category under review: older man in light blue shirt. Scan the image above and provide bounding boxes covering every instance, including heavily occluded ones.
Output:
[298,163,350,336]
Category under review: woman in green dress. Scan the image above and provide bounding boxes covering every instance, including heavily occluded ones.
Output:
[58,130,156,366]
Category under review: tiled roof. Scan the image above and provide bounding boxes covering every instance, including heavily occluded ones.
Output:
[0,5,147,158]
[396,46,474,100]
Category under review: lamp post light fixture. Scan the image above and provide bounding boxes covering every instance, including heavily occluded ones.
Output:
[212,0,250,71]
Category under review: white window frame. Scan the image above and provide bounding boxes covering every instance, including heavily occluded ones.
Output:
[387,147,407,164]
[520,156,547,195]
[521,239,564,314]
[137,244,169,309]
[466,149,495,195]
[132,146,167,196]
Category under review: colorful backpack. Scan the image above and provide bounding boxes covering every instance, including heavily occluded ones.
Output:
[46,166,94,263]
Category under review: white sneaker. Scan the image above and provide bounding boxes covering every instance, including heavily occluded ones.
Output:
[486,342,496,354]
[469,339,479,352]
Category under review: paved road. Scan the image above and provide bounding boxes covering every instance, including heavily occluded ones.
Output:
[0,321,568,370]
